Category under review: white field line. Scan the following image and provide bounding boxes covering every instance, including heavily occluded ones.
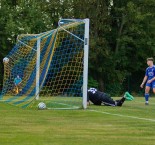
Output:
[89,109,155,122]
[47,102,80,110]
[47,107,80,110]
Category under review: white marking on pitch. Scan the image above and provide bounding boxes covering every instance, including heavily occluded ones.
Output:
[47,102,80,110]
[89,109,155,122]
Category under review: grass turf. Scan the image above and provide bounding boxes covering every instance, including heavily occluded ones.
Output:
[1,97,155,145]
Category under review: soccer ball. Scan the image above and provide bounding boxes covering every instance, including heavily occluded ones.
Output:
[3,57,9,64]
[38,102,46,110]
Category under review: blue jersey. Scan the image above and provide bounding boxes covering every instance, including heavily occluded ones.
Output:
[145,66,155,81]
[14,77,22,85]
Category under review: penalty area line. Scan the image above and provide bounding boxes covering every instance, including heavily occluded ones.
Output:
[89,109,155,122]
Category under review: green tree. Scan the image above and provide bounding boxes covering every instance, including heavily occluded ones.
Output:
[110,0,155,93]
[71,0,155,94]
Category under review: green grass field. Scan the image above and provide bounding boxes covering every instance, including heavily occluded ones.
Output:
[1,97,155,145]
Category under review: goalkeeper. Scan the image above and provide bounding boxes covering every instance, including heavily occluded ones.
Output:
[14,75,22,94]
[87,88,134,106]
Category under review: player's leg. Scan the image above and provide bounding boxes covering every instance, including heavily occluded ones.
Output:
[152,81,155,94]
[115,92,134,106]
[16,85,19,94]
[100,93,116,106]
[115,97,126,106]
[145,84,151,105]
[18,84,22,92]
[13,84,18,95]
[100,92,132,106]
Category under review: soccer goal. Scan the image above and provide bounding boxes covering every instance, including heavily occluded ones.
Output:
[1,19,89,109]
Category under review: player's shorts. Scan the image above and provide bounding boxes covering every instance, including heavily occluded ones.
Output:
[146,81,155,88]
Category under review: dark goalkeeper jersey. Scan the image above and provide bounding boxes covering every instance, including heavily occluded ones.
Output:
[87,88,108,105]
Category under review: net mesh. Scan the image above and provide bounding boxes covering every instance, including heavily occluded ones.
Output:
[1,20,85,109]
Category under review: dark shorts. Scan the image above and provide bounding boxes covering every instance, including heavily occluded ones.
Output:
[100,93,116,106]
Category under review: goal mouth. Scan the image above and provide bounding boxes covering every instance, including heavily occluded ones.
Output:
[27,96,83,110]
[1,19,89,110]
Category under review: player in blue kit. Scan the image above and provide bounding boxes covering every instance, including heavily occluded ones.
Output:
[14,75,22,94]
[140,58,155,105]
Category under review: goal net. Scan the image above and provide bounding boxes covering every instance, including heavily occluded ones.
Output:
[0,19,89,109]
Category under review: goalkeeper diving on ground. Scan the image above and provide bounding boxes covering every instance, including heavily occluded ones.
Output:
[87,88,134,106]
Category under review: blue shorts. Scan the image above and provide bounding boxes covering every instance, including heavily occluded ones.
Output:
[146,81,155,88]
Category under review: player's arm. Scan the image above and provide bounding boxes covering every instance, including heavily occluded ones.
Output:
[147,77,155,83]
[87,101,90,106]
[87,91,90,106]
[14,78,17,86]
[140,75,148,88]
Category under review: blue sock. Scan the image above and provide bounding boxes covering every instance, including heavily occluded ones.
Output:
[145,93,149,102]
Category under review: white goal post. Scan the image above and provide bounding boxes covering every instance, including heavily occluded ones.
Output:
[83,18,89,109]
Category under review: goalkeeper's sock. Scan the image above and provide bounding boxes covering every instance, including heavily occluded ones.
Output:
[145,93,149,102]
[116,97,126,106]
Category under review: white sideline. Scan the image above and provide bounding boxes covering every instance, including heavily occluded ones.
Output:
[89,109,155,122]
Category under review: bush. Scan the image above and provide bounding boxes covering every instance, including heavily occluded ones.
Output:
[88,77,98,89]
[105,82,124,96]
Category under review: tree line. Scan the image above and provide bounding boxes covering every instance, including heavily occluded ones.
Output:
[0,0,155,95]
